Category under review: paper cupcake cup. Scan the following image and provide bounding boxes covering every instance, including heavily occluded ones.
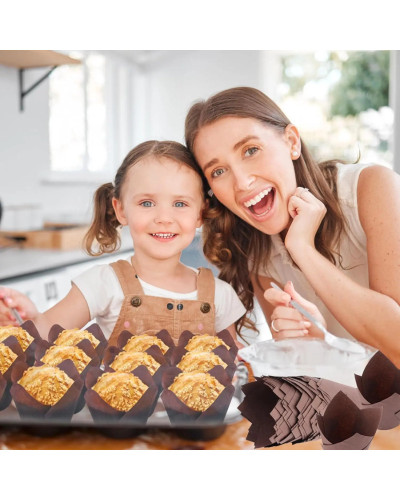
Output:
[10,359,84,422]
[84,365,158,425]
[3,320,42,366]
[117,329,175,364]
[177,330,238,362]
[161,365,235,425]
[0,337,27,411]
[48,323,107,360]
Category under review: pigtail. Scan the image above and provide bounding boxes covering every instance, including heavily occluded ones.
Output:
[84,182,122,256]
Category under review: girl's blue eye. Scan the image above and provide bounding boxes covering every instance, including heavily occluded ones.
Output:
[140,201,154,207]
[244,146,259,157]
[174,201,187,207]
[211,168,225,178]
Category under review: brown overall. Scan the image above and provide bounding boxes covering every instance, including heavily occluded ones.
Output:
[108,259,216,346]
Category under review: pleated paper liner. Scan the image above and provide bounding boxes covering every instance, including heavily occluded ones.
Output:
[84,365,159,425]
[161,365,235,426]
[102,343,168,392]
[355,350,400,430]
[171,344,237,381]
[316,391,383,450]
[47,323,107,361]
[177,329,238,362]
[34,338,101,413]
[116,329,175,364]
[10,359,84,423]
[0,337,27,411]
[3,320,42,366]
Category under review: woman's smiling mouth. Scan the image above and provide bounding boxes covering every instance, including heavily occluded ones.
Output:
[243,187,275,216]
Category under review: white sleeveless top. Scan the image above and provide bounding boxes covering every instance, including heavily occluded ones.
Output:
[257,162,371,340]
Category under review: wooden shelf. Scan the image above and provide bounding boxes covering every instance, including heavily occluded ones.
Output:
[0,50,80,68]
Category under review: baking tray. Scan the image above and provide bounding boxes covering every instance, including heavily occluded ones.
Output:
[0,363,249,440]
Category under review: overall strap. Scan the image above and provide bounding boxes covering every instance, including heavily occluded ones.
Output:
[196,267,215,303]
[110,260,144,295]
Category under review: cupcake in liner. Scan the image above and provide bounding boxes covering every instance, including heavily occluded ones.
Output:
[317,391,383,450]
[35,338,101,413]
[0,321,42,366]
[10,359,84,422]
[117,329,175,365]
[103,344,168,392]
[84,365,158,425]
[48,323,107,361]
[161,365,235,425]
[171,344,237,381]
[177,330,238,362]
[355,350,400,430]
[0,337,27,411]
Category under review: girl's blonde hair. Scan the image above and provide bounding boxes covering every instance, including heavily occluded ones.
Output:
[84,140,208,256]
[185,87,347,336]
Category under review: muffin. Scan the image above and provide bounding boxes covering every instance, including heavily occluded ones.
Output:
[0,326,34,352]
[110,351,160,375]
[92,371,148,412]
[177,351,227,373]
[0,342,18,375]
[17,365,74,406]
[54,327,100,349]
[40,345,92,374]
[123,334,169,355]
[168,371,225,412]
[185,334,229,353]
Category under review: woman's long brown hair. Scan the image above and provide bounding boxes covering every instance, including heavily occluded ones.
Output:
[84,140,208,256]
[185,87,347,337]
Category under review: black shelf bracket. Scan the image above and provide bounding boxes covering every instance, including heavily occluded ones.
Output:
[19,66,57,112]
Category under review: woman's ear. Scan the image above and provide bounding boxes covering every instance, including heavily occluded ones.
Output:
[112,197,127,226]
[197,199,209,228]
[284,123,301,156]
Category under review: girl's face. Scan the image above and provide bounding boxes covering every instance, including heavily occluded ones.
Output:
[112,156,204,261]
[193,117,301,235]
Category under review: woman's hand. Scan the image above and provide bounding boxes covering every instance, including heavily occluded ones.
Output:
[264,281,326,340]
[284,187,327,259]
[0,287,39,326]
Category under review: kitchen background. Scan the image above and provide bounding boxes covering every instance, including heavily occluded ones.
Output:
[1,50,399,342]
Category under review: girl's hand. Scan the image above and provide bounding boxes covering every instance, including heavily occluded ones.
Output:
[264,281,326,340]
[284,187,327,258]
[0,287,39,326]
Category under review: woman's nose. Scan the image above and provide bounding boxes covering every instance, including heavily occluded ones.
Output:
[233,170,256,192]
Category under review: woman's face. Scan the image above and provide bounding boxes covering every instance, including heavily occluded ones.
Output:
[193,117,301,235]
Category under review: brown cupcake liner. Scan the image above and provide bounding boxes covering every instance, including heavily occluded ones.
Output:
[0,373,11,411]
[11,320,42,366]
[0,336,27,381]
[84,365,159,425]
[161,365,235,425]
[103,344,168,392]
[116,329,175,364]
[177,329,238,362]
[10,359,84,422]
[316,391,382,450]
[171,344,237,381]
[47,323,107,360]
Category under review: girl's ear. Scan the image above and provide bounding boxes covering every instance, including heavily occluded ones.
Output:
[284,123,301,154]
[112,197,127,226]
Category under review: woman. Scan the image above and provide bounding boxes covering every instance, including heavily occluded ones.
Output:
[185,86,400,367]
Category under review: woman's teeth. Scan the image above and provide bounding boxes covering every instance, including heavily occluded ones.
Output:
[244,187,272,208]
[151,233,176,239]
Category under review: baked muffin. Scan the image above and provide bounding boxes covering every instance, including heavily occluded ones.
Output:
[18,365,74,406]
[123,334,168,354]
[177,351,227,373]
[92,371,148,412]
[40,345,91,374]
[54,328,100,349]
[168,372,225,412]
[0,342,18,375]
[110,351,160,375]
[0,326,34,352]
[185,334,229,353]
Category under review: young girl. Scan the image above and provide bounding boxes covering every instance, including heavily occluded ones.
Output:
[185,86,400,367]
[0,141,246,346]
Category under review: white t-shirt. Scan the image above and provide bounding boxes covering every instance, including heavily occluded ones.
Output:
[73,262,246,339]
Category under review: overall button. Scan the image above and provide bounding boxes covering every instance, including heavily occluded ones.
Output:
[131,296,141,307]
[167,303,174,310]
[177,303,183,311]
[200,302,211,313]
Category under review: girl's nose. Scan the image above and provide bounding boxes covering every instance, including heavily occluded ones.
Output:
[154,208,174,224]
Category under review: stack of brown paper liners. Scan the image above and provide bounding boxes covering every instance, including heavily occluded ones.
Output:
[238,350,400,449]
